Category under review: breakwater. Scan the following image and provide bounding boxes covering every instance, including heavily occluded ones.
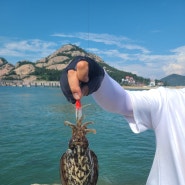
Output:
[0,80,60,87]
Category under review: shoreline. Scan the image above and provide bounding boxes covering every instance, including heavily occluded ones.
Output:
[123,85,185,90]
[0,80,60,87]
[0,80,184,89]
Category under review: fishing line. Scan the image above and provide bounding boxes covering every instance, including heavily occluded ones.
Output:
[87,0,90,52]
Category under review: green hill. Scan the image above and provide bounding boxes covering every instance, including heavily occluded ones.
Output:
[161,74,185,86]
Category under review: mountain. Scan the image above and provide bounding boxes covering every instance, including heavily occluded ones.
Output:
[0,44,150,85]
[0,58,14,78]
[161,74,185,86]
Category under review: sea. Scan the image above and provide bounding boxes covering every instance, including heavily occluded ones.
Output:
[0,86,155,185]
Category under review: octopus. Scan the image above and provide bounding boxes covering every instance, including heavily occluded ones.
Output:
[60,116,98,185]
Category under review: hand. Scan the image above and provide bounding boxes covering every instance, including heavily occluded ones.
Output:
[68,60,89,100]
[60,56,105,104]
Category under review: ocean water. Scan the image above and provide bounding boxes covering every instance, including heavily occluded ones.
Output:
[0,86,155,185]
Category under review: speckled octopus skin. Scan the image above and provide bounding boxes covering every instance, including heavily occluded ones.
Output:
[60,118,98,185]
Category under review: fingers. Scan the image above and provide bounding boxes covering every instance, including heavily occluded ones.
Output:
[67,61,89,100]
[68,70,82,100]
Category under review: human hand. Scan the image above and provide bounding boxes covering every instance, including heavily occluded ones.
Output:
[60,56,105,104]
[67,60,89,100]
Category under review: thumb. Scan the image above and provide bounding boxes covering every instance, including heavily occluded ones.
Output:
[76,61,89,82]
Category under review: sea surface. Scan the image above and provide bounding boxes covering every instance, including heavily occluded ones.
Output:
[0,86,155,185]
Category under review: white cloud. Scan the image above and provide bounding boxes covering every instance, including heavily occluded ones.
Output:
[163,63,185,76]
[88,47,132,61]
[170,46,185,64]
[163,46,185,76]
[170,46,185,54]
[52,32,150,54]
[0,38,57,62]
[88,46,185,78]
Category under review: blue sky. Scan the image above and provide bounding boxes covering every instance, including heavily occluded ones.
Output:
[0,0,185,79]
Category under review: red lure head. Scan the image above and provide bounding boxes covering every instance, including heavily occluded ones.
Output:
[76,100,81,109]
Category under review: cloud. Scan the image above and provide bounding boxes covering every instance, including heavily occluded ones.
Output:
[163,46,185,76]
[88,47,132,61]
[163,63,185,76]
[170,46,185,62]
[88,45,185,78]
[5,40,55,52]
[52,32,150,54]
[0,38,57,62]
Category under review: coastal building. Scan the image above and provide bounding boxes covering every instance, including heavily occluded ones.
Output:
[122,76,136,85]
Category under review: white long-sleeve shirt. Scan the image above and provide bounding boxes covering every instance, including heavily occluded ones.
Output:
[92,72,185,185]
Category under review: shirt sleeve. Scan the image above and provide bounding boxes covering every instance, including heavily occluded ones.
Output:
[92,72,163,134]
[127,88,163,133]
[92,71,133,118]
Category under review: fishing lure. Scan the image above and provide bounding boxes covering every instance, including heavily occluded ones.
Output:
[60,100,98,185]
